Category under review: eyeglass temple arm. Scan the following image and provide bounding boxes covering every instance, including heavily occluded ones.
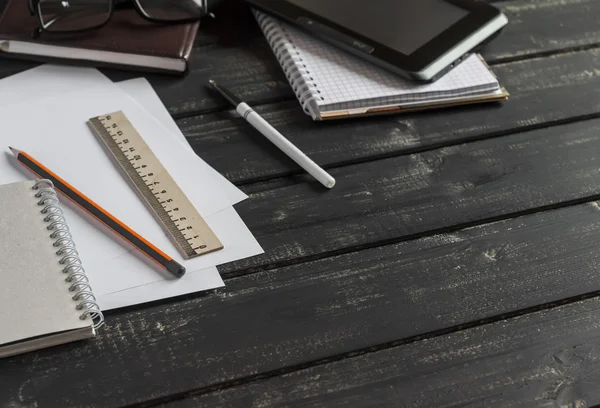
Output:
[32,6,110,38]
[28,0,37,15]
[29,0,136,15]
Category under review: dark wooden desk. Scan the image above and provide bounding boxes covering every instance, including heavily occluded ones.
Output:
[3,0,600,406]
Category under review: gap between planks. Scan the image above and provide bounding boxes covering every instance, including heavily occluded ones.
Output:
[129,288,600,408]
[105,189,600,323]
[121,1,600,405]
[486,42,600,65]
[102,183,600,356]
[172,0,600,120]
[104,110,600,317]
[171,42,600,121]
[233,111,600,190]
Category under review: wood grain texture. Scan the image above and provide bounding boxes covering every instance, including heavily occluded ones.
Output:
[106,0,600,116]
[4,202,600,407]
[1,0,598,117]
[179,48,600,184]
[484,0,600,63]
[217,117,600,276]
[173,297,600,408]
[0,2,599,408]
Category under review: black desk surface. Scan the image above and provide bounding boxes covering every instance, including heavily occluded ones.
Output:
[3,0,600,406]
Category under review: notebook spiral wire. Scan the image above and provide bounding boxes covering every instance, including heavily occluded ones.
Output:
[254,11,322,115]
[33,180,104,329]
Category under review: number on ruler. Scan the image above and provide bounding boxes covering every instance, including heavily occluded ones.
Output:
[89,111,223,258]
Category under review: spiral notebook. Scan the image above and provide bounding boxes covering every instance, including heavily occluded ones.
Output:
[253,10,509,120]
[0,180,103,358]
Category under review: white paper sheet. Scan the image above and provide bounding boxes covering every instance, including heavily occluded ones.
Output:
[0,64,247,207]
[101,83,262,295]
[0,65,262,310]
[0,88,229,243]
[93,206,263,295]
[116,78,248,206]
[0,65,229,309]
[97,264,224,310]
[0,83,261,291]
[0,64,112,103]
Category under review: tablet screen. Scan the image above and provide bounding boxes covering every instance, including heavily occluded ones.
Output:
[287,0,469,55]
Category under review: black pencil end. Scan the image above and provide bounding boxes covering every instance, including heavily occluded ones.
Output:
[207,79,242,107]
[166,260,186,279]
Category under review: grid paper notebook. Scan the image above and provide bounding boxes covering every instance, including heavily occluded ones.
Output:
[254,10,507,120]
[0,180,103,358]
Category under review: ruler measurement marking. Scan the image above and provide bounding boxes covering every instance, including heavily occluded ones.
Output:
[89,111,223,259]
[112,140,200,255]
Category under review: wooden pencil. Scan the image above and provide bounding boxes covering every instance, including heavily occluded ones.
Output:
[9,146,186,278]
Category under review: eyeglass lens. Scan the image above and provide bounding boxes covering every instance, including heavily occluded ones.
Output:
[135,0,205,21]
[35,0,205,33]
[37,0,111,32]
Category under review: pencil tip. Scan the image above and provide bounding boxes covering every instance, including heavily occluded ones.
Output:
[208,79,216,86]
[8,146,21,156]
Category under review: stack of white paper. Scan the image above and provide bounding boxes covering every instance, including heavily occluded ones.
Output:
[0,65,263,310]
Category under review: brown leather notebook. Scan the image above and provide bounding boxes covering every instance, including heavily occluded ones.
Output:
[0,0,199,74]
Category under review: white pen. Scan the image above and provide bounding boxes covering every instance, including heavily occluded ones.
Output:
[209,79,336,189]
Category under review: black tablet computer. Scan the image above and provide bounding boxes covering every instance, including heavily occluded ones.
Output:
[245,0,507,82]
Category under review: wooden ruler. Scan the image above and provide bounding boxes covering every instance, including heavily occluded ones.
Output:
[88,111,223,259]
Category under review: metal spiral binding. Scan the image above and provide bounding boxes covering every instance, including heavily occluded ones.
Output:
[32,180,104,329]
[254,11,322,116]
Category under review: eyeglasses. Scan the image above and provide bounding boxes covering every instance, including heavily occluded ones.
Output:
[28,0,208,35]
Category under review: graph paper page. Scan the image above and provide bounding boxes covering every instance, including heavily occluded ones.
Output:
[255,11,500,112]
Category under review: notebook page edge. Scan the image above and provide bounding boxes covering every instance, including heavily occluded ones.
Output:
[255,11,500,111]
[0,326,95,358]
[0,181,91,347]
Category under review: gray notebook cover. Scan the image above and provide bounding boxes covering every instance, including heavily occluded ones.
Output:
[0,180,97,358]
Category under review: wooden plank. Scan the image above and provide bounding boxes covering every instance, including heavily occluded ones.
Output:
[106,0,600,116]
[217,116,600,275]
[173,297,600,408]
[485,0,600,63]
[0,57,38,78]
[179,48,600,184]
[196,0,600,58]
[0,0,598,116]
[0,2,598,407]
[3,201,600,407]
[105,33,292,117]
